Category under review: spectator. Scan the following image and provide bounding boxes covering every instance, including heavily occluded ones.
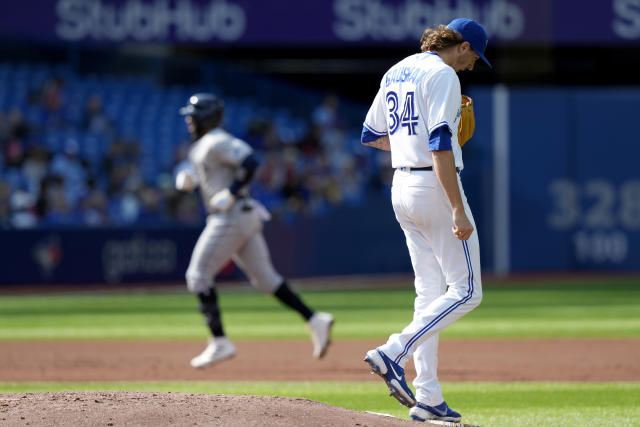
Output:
[9,190,38,228]
[40,177,78,225]
[81,187,109,226]
[245,118,281,152]
[0,68,375,227]
[38,76,68,129]
[35,174,61,218]
[83,94,114,135]
[0,111,6,144]
[297,123,323,157]
[21,144,50,199]
[1,109,31,171]
[312,94,342,130]
[136,184,166,224]
[1,134,29,194]
[40,77,65,113]
[6,108,32,142]
[49,138,89,206]
[171,192,202,225]
[0,179,11,228]
[107,189,141,225]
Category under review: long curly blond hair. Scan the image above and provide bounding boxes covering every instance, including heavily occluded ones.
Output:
[420,25,464,52]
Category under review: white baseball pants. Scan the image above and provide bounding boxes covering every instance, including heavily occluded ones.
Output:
[186,199,282,294]
[379,168,482,405]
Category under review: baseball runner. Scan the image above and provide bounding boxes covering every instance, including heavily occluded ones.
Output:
[360,19,490,423]
[176,93,334,368]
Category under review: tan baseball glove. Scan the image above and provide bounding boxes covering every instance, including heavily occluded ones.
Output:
[458,95,475,147]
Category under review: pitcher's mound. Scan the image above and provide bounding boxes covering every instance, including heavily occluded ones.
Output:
[0,391,428,426]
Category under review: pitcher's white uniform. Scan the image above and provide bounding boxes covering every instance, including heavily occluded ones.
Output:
[183,128,282,294]
[363,52,482,406]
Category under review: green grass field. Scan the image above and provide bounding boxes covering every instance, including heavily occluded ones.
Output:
[1,277,640,426]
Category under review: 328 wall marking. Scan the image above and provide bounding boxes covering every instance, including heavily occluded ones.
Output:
[547,179,640,263]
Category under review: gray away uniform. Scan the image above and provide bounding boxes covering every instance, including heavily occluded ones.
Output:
[184,128,282,295]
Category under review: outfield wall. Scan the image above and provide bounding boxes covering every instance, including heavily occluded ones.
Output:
[2,85,639,285]
[466,86,640,273]
[0,196,411,285]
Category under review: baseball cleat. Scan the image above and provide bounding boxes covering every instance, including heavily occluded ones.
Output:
[190,336,236,368]
[308,312,334,358]
[409,401,462,423]
[364,349,416,408]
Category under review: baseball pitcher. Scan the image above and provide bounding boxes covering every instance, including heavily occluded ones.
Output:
[360,19,490,423]
[176,93,333,368]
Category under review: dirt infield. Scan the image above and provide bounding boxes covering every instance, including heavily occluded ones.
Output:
[1,339,639,426]
[1,338,638,382]
[0,392,426,427]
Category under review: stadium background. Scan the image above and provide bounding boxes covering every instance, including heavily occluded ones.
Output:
[1,2,639,426]
[1,0,639,287]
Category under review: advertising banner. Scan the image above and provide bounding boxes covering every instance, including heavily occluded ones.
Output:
[0,228,200,285]
[0,197,411,286]
[0,0,638,46]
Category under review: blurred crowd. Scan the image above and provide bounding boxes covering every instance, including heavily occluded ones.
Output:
[0,74,391,229]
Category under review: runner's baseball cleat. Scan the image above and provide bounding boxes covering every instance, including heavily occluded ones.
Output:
[410,401,462,423]
[364,349,416,407]
[308,312,334,358]
[190,337,236,368]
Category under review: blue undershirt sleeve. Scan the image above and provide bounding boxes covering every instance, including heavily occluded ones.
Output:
[361,124,387,143]
[428,125,452,151]
[229,154,258,195]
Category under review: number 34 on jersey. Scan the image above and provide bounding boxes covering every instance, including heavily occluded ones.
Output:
[386,91,419,136]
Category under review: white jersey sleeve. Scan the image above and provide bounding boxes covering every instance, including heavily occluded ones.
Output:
[423,68,461,136]
[363,85,389,137]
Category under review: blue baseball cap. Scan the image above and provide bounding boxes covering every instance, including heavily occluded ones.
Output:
[447,18,491,68]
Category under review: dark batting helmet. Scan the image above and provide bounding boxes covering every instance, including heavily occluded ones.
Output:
[179,93,225,135]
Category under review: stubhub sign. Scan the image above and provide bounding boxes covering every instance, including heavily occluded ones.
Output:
[333,0,526,42]
[53,0,525,43]
[55,0,246,42]
[0,0,636,45]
